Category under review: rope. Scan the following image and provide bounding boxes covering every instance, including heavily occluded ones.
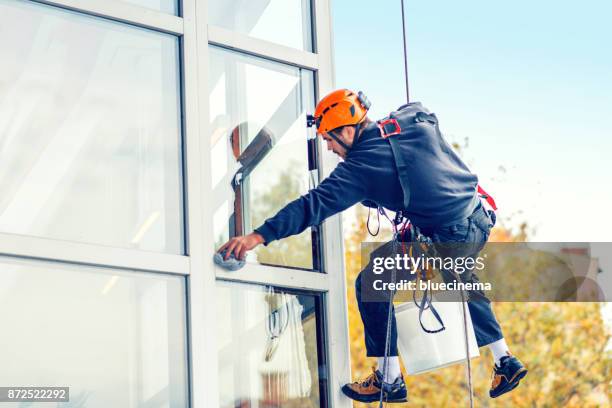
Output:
[375,4,474,405]
[431,249,474,408]
[397,1,474,406]
[378,210,401,408]
[460,290,475,408]
[379,259,396,408]
[366,207,381,236]
[400,0,410,103]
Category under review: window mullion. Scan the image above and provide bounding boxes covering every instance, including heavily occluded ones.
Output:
[208,25,319,70]
[31,0,183,34]
[215,263,330,292]
[0,233,189,275]
[311,0,353,406]
[184,0,221,407]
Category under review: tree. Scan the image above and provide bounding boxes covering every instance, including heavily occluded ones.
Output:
[343,207,611,407]
[250,161,314,270]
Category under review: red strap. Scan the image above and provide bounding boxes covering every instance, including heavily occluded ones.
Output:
[477,185,498,211]
[377,118,401,138]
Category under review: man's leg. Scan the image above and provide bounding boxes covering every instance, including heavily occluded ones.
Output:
[355,271,401,382]
[434,245,508,356]
[430,205,527,397]
[355,271,398,359]
[340,243,408,403]
[439,256,526,398]
[453,261,506,351]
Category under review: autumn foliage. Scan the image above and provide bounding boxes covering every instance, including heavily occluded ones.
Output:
[343,206,611,407]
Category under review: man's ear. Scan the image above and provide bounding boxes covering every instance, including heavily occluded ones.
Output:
[336,125,348,140]
[343,125,357,142]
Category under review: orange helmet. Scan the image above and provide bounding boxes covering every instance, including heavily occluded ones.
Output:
[311,89,371,134]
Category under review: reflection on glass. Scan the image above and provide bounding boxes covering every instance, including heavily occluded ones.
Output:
[121,0,178,15]
[0,0,183,254]
[216,281,326,407]
[208,0,313,51]
[209,46,319,270]
[0,256,188,408]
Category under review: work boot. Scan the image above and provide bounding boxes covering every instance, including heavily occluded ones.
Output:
[489,353,528,398]
[341,367,407,403]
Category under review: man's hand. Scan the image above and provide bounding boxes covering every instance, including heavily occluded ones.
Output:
[217,232,265,261]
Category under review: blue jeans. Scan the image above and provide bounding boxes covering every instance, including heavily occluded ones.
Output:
[355,203,504,357]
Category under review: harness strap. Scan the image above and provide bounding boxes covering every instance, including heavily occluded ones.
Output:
[477,185,498,211]
[379,112,497,218]
[377,111,438,211]
[406,226,446,334]
[386,135,411,210]
[412,283,446,334]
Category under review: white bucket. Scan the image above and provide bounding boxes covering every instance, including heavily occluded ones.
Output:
[395,300,480,375]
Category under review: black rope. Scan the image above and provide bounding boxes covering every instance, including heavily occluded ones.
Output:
[398,2,475,406]
[366,207,381,236]
[400,0,410,104]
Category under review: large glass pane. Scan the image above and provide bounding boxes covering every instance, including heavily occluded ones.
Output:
[209,46,319,270]
[208,0,313,51]
[0,256,188,408]
[121,0,178,15]
[0,0,183,254]
[216,281,327,407]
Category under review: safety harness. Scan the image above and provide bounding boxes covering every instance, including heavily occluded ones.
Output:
[377,108,498,214]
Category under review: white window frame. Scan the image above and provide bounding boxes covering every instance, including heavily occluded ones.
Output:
[0,0,351,407]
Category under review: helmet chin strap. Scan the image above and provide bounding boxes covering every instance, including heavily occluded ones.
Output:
[328,123,361,153]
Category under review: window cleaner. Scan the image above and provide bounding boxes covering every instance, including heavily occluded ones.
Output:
[343,1,520,405]
[216,1,527,399]
[218,86,527,403]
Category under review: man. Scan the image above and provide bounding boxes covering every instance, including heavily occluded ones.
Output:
[218,89,527,403]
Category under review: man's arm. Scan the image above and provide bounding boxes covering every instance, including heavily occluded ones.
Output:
[219,160,368,259]
[254,160,368,244]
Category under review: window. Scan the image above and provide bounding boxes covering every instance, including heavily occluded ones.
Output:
[121,0,179,15]
[0,0,183,254]
[216,281,327,407]
[0,256,188,407]
[208,46,320,270]
[0,0,347,406]
[208,0,313,51]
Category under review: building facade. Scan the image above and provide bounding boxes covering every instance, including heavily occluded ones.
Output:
[0,0,351,407]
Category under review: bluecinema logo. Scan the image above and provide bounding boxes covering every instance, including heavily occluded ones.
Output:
[372,253,486,275]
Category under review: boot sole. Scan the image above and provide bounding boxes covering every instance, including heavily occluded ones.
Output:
[341,386,407,403]
[490,368,528,398]
[344,395,408,404]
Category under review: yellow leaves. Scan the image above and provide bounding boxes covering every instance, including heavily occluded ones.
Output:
[550,336,563,358]
[343,217,612,407]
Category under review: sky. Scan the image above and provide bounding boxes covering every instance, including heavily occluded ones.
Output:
[331,0,612,244]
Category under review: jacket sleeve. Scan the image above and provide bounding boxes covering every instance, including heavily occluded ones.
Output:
[254,160,367,244]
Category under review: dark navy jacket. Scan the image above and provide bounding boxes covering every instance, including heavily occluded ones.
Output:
[255,103,479,244]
